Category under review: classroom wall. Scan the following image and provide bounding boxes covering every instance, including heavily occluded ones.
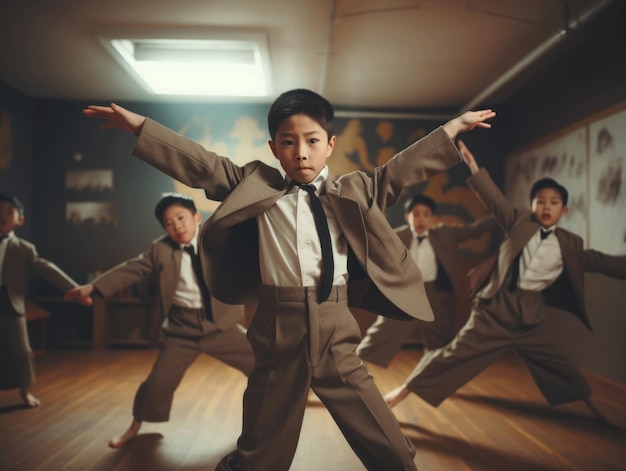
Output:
[1,0,624,384]
[29,100,268,284]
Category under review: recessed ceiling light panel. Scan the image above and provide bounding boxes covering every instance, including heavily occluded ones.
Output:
[99,31,273,98]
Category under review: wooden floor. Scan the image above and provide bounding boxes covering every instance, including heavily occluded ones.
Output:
[1,347,625,471]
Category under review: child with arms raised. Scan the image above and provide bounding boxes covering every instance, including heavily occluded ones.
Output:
[83,89,494,470]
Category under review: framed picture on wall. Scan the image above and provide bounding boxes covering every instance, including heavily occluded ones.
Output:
[65,169,113,195]
[66,201,117,227]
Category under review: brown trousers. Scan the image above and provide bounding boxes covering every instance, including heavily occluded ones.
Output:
[405,286,591,407]
[217,285,417,471]
[133,305,254,422]
[0,287,35,390]
[357,281,455,367]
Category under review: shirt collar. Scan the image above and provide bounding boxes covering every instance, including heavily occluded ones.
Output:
[286,166,328,194]
[0,231,14,242]
[409,226,428,239]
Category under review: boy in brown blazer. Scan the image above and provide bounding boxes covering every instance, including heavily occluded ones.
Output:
[0,194,87,408]
[66,193,254,447]
[357,193,495,364]
[384,141,626,428]
[83,90,495,470]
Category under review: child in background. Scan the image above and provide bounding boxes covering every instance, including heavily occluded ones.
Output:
[383,141,626,429]
[357,193,495,365]
[0,193,88,408]
[65,193,254,447]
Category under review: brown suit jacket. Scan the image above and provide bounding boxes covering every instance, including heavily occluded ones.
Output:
[467,168,626,330]
[2,235,78,315]
[92,235,244,339]
[132,119,464,322]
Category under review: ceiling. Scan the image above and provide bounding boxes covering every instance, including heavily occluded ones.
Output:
[0,0,618,117]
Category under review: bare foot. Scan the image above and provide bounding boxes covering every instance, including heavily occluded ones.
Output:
[384,385,410,409]
[20,390,41,408]
[584,397,626,430]
[108,420,142,448]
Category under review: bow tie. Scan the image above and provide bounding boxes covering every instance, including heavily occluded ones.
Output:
[540,229,552,240]
[417,235,427,244]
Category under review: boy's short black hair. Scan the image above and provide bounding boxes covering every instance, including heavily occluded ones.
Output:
[0,193,24,217]
[154,193,197,225]
[529,178,569,206]
[404,193,436,214]
[267,89,334,141]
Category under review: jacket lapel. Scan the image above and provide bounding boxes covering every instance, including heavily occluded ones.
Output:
[208,172,288,228]
[325,190,366,262]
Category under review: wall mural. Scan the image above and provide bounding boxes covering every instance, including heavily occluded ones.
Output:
[174,115,277,213]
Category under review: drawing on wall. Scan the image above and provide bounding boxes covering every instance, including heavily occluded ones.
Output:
[505,127,587,244]
[327,119,427,179]
[328,119,374,177]
[65,169,113,194]
[374,121,395,166]
[589,108,626,255]
[66,202,117,226]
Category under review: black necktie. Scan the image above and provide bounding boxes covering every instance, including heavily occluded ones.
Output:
[508,251,522,292]
[297,183,334,303]
[184,245,213,321]
[417,235,426,244]
[540,229,552,240]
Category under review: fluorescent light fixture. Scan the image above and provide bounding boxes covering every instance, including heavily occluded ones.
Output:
[99,31,273,98]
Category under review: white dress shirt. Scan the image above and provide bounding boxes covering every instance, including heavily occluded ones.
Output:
[518,225,563,291]
[409,229,437,283]
[256,166,348,288]
[172,226,203,308]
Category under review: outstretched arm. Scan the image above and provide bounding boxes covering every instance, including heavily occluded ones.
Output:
[458,140,480,175]
[443,110,496,142]
[83,103,146,134]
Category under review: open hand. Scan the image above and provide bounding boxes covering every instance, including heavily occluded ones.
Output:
[443,109,496,140]
[83,103,146,134]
